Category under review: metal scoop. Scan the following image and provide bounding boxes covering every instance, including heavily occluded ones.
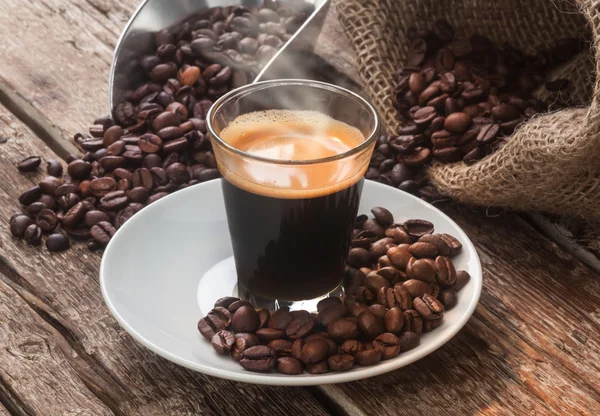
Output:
[109,0,330,114]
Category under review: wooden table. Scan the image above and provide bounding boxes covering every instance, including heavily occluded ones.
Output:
[1,2,599,415]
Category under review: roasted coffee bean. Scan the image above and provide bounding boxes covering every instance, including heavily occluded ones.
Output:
[414,294,444,319]
[454,270,471,291]
[328,354,354,371]
[371,206,394,226]
[63,202,86,228]
[386,226,411,244]
[214,296,239,309]
[45,160,63,177]
[268,309,293,330]
[403,219,434,237]
[362,218,385,237]
[268,339,293,357]
[418,234,451,257]
[347,247,372,268]
[18,156,41,172]
[435,256,457,287]
[393,284,413,310]
[227,300,253,313]
[384,307,405,333]
[211,330,235,354]
[438,233,462,256]
[46,233,70,252]
[84,210,110,227]
[231,333,261,361]
[346,302,369,318]
[240,346,276,372]
[318,304,349,327]
[256,328,285,344]
[36,209,58,232]
[365,271,390,293]
[138,134,163,153]
[408,242,438,258]
[231,305,260,333]
[68,160,92,179]
[103,125,124,147]
[317,296,343,312]
[301,338,330,364]
[19,186,43,206]
[373,333,401,359]
[357,311,385,339]
[197,307,232,340]
[10,215,34,238]
[444,112,472,134]
[339,340,363,356]
[128,187,149,203]
[258,309,270,328]
[355,348,382,366]
[406,257,436,283]
[327,318,360,343]
[99,191,129,211]
[285,315,315,340]
[90,177,116,197]
[439,289,458,309]
[24,224,43,245]
[305,360,330,374]
[399,332,420,352]
[26,202,48,216]
[38,176,62,196]
[403,279,432,298]
[90,221,117,246]
[276,357,303,375]
[403,310,423,335]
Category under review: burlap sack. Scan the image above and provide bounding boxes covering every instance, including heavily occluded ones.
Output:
[335,0,600,219]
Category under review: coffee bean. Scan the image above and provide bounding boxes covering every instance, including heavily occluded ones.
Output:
[491,103,520,122]
[476,123,500,143]
[211,330,235,354]
[90,221,117,246]
[19,186,43,206]
[240,345,276,372]
[418,234,451,257]
[439,289,458,309]
[355,348,382,366]
[357,311,385,339]
[327,318,360,343]
[24,224,43,245]
[17,156,41,172]
[435,256,457,287]
[26,202,47,216]
[414,294,444,320]
[347,247,372,268]
[266,309,292,330]
[413,106,437,127]
[454,270,471,291]
[384,307,405,333]
[438,233,462,256]
[285,315,315,340]
[300,338,330,364]
[230,333,260,361]
[63,202,86,228]
[276,357,303,375]
[403,219,434,238]
[84,210,109,227]
[372,333,401,359]
[46,233,70,252]
[408,242,438,258]
[317,304,349,327]
[10,215,33,238]
[444,112,472,134]
[399,332,420,352]
[403,279,432,298]
[68,160,92,179]
[36,209,58,232]
[305,360,330,374]
[406,258,436,283]
[371,207,393,226]
[316,297,342,312]
[328,354,354,371]
[229,305,259,333]
[99,191,129,211]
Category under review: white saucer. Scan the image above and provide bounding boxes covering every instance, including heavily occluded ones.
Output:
[100,179,482,385]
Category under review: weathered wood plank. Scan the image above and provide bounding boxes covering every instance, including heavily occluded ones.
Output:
[0,272,113,416]
[0,104,330,416]
[321,207,600,415]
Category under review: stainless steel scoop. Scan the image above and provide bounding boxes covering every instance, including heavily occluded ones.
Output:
[109,0,330,114]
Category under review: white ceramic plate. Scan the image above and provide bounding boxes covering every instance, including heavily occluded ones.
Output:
[100,179,482,385]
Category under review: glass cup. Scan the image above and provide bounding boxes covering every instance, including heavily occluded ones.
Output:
[207,80,379,311]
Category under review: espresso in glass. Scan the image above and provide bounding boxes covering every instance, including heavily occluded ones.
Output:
[208,81,378,311]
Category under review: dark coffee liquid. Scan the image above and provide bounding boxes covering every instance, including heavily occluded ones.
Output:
[217,109,369,302]
[222,178,363,301]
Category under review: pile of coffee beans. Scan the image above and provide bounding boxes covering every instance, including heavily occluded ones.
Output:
[9,2,312,252]
[198,206,470,374]
[367,20,585,198]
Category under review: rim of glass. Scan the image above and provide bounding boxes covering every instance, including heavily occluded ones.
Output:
[206,79,380,166]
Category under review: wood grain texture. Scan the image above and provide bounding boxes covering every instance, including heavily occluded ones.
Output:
[0,272,113,416]
[0,104,329,416]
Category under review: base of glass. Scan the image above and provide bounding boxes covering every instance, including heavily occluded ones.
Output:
[240,283,345,312]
